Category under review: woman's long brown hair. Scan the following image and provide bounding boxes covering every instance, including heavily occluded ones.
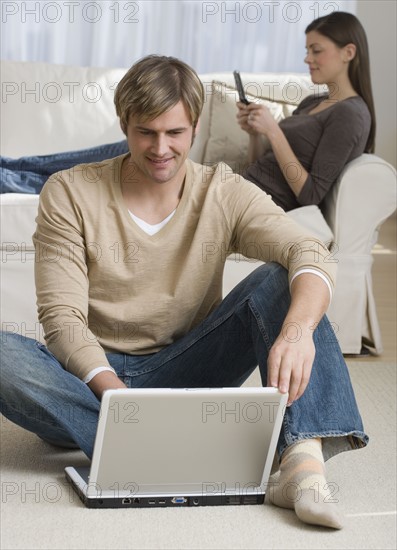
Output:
[306,12,376,153]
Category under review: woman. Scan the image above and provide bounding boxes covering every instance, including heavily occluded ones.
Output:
[237,11,376,211]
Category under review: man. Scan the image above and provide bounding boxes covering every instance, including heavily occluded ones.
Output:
[0,55,367,529]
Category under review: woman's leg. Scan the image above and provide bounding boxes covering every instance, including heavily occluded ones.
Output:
[0,140,128,193]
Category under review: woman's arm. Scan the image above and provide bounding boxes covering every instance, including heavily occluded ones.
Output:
[247,134,268,164]
[245,103,309,196]
[242,98,370,205]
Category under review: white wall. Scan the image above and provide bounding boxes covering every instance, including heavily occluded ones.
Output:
[356,0,396,167]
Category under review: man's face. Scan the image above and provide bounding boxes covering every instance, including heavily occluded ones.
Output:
[124,101,196,186]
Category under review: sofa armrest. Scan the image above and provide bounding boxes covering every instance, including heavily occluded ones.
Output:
[322,154,396,254]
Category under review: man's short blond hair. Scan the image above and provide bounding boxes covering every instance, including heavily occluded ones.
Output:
[114,55,204,133]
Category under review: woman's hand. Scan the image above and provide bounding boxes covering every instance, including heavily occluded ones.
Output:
[237,102,277,162]
[238,101,309,195]
[236,102,259,135]
[243,103,279,137]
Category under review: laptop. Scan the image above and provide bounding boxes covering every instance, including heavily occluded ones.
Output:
[65,387,288,508]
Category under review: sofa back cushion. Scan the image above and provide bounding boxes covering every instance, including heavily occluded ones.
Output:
[2,62,318,163]
[201,81,288,173]
[194,72,318,171]
[1,60,127,157]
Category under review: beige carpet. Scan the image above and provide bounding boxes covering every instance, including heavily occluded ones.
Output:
[1,361,396,550]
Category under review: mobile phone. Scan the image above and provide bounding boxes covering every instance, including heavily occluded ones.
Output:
[233,70,250,105]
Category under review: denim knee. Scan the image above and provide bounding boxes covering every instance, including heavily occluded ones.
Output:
[245,263,291,322]
[0,331,59,396]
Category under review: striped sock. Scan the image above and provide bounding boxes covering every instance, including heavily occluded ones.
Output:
[267,438,344,529]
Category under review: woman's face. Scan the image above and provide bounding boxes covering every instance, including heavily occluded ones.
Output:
[304,30,354,86]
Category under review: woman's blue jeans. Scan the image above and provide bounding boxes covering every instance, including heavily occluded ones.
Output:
[0,263,368,460]
[0,140,129,194]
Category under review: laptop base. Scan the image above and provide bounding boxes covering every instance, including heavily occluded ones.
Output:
[65,469,265,509]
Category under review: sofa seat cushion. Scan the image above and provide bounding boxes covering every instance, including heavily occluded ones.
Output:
[1,193,39,252]
[1,194,41,336]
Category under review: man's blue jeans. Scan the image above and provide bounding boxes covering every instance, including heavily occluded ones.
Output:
[0,263,368,461]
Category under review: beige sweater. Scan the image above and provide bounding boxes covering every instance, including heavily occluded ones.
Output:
[33,156,337,380]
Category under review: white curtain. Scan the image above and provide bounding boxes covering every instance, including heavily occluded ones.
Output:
[1,0,356,72]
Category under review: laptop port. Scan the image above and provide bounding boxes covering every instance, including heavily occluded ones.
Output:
[158,500,166,505]
[226,496,241,505]
[171,497,187,504]
[148,499,156,505]
[192,498,200,506]
[122,498,132,505]
[243,495,259,504]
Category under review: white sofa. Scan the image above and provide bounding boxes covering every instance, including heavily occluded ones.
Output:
[1,60,396,354]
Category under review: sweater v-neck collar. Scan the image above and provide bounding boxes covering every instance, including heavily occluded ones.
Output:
[113,154,192,241]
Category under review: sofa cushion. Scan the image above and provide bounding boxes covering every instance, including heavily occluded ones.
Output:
[1,193,41,335]
[202,81,294,173]
[1,61,127,157]
[0,193,39,251]
[287,205,334,245]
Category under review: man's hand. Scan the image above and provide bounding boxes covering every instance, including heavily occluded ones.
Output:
[267,329,316,406]
[88,370,127,400]
[267,272,331,406]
